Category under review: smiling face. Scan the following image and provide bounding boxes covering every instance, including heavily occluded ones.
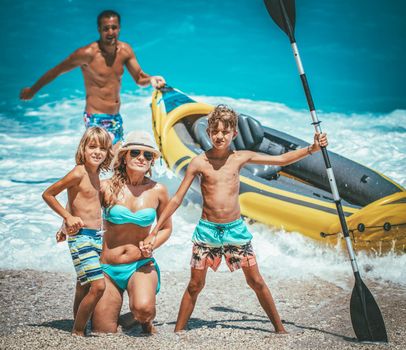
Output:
[84,138,108,168]
[207,122,237,151]
[124,148,154,175]
[98,16,120,46]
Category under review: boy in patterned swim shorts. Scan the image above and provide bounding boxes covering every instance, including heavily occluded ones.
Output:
[144,104,328,333]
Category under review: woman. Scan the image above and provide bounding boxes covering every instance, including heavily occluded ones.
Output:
[92,131,172,334]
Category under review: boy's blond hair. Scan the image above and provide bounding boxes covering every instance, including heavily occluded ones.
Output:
[207,104,238,131]
[75,127,113,172]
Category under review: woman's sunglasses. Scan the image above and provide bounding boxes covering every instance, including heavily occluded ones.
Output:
[129,149,154,161]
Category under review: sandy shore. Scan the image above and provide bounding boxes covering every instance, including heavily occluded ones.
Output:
[0,269,405,350]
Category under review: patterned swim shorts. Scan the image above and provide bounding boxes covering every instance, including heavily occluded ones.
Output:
[68,228,104,285]
[83,112,124,145]
[190,241,257,272]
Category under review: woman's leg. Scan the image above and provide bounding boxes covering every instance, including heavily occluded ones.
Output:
[92,275,123,333]
[127,263,158,334]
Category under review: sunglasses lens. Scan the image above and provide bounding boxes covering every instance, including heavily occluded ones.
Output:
[129,149,154,161]
[130,149,141,158]
[144,151,153,161]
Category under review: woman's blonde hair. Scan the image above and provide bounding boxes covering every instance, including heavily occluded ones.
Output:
[75,127,113,172]
[103,149,154,208]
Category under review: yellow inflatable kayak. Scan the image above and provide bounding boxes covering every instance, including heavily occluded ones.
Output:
[151,87,406,253]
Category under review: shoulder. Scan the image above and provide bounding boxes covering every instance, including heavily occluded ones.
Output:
[73,43,97,58]
[234,150,254,161]
[149,180,169,200]
[150,180,167,193]
[70,165,87,179]
[187,155,204,173]
[118,41,135,57]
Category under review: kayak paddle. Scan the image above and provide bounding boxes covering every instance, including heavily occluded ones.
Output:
[263,0,388,343]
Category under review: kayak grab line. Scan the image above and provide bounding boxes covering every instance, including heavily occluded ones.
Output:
[320,222,406,238]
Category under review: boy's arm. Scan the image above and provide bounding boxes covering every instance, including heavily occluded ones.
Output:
[149,158,199,238]
[245,132,328,166]
[142,184,172,253]
[20,47,91,100]
[42,167,84,233]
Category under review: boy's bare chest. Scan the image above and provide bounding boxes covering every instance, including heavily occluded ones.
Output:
[201,162,240,184]
[78,177,100,199]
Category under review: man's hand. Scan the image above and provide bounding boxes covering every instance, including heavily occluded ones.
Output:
[150,76,166,89]
[65,215,84,235]
[20,87,35,100]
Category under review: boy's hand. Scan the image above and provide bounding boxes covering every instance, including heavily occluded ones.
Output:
[65,215,84,235]
[139,241,153,258]
[310,132,328,153]
[139,235,157,258]
[56,230,67,243]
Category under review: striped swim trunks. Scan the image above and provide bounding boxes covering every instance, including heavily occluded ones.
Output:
[68,228,103,285]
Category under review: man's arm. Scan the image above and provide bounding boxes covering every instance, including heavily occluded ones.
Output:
[245,132,328,166]
[20,47,91,100]
[124,44,166,89]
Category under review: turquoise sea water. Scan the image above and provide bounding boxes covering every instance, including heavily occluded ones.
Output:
[0,1,405,286]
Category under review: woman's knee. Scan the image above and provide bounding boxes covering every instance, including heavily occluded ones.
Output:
[130,302,156,323]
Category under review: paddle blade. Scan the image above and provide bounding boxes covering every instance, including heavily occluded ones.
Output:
[350,279,388,342]
[264,0,296,42]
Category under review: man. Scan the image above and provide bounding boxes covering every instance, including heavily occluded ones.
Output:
[20,10,165,146]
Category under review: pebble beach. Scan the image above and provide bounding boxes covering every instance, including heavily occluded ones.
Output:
[1,269,405,350]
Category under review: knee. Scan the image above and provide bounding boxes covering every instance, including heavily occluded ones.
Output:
[130,302,155,323]
[89,280,106,299]
[246,276,266,291]
[187,279,205,296]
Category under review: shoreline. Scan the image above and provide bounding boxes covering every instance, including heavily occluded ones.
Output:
[0,269,405,349]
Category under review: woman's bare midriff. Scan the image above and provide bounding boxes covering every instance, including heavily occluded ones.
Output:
[100,221,150,264]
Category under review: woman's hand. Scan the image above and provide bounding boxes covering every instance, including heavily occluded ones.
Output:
[139,235,157,258]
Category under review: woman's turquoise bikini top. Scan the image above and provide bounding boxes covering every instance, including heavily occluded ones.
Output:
[104,205,156,227]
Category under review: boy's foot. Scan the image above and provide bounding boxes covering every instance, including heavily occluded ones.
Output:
[275,328,288,334]
[141,322,157,334]
[71,330,85,336]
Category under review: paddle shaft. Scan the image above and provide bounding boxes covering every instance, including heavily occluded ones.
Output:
[289,42,361,274]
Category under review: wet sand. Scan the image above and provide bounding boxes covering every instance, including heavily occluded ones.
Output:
[0,269,405,349]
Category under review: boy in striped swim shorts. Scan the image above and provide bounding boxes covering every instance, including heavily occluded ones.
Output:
[145,104,328,334]
[43,127,113,336]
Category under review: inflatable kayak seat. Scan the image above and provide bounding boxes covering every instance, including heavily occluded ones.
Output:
[191,115,281,180]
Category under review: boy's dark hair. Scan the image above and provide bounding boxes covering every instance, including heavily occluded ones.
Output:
[207,104,238,131]
[97,10,121,27]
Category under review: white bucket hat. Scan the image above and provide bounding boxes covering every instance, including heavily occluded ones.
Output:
[112,131,161,166]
